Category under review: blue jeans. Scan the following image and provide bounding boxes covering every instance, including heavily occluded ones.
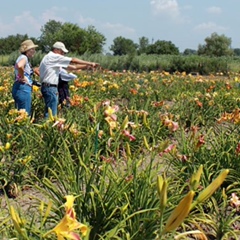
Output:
[12,82,32,115]
[41,85,59,118]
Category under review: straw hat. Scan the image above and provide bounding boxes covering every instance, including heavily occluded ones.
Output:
[20,39,38,53]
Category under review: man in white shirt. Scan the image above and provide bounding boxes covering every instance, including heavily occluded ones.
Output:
[39,41,98,118]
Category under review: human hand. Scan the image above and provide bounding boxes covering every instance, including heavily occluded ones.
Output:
[18,76,28,83]
[91,62,100,68]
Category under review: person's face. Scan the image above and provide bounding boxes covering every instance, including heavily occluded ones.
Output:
[55,49,65,55]
[61,49,66,55]
[26,48,36,58]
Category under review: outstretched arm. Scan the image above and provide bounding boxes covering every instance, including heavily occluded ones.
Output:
[66,64,90,72]
[70,58,99,69]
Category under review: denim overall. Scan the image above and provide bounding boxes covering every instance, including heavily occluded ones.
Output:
[12,55,33,116]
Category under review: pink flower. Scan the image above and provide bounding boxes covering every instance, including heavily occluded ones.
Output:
[159,144,176,157]
[236,143,240,155]
[162,118,179,132]
[122,130,136,141]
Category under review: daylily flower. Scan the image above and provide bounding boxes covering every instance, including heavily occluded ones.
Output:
[101,100,111,107]
[104,105,119,120]
[159,144,176,157]
[230,193,240,211]
[128,121,141,129]
[236,143,240,155]
[225,82,232,90]
[196,135,205,148]
[122,130,136,141]
[98,130,104,139]
[44,195,88,240]
[195,99,203,108]
[163,119,179,132]
[70,95,84,107]
[52,118,66,131]
[105,116,118,129]
[130,88,138,95]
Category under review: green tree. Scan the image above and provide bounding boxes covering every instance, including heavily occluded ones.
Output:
[147,40,179,55]
[233,48,240,56]
[110,36,138,56]
[80,26,106,54]
[183,48,197,56]
[53,22,86,54]
[39,20,105,54]
[39,20,63,52]
[138,36,149,55]
[0,34,32,54]
[197,32,233,57]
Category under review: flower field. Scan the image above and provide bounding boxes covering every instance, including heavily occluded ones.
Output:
[1,66,240,239]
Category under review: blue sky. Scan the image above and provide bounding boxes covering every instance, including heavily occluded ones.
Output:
[1,0,240,53]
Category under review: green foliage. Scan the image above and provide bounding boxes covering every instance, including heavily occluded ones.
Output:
[1,67,240,238]
[198,32,234,57]
[2,50,239,74]
[110,36,138,56]
[183,48,197,56]
[0,34,36,55]
[233,48,240,56]
[137,36,150,55]
[147,40,180,55]
[39,20,106,54]
[39,19,63,52]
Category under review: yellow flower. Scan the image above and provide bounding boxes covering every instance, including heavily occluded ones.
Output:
[44,195,88,240]
[104,105,119,117]
[5,142,11,150]
[32,85,39,92]
[51,214,88,239]
[105,116,117,129]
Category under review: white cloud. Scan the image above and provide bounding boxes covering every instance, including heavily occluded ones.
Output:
[77,15,96,26]
[194,22,226,32]
[207,6,222,14]
[41,7,65,23]
[100,22,136,51]
[150,0,180,18]
[0,11,42,37]
[149,0,190,23]
[102,22,135,38]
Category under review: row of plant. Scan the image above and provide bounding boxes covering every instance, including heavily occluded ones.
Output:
[1,67,240,239]
[2,52,240,74]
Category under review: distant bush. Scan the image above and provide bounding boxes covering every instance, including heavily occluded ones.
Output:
[1,52,239,74]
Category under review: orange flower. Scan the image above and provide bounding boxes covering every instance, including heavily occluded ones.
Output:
[195,100,203,108]
[130,88,138,95]
[196,135,205,148]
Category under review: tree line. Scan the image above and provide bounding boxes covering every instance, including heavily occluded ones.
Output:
[0,20,240,57]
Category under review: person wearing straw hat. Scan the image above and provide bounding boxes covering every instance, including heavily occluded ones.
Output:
[39,41,99,118]
[12,39,38,116]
